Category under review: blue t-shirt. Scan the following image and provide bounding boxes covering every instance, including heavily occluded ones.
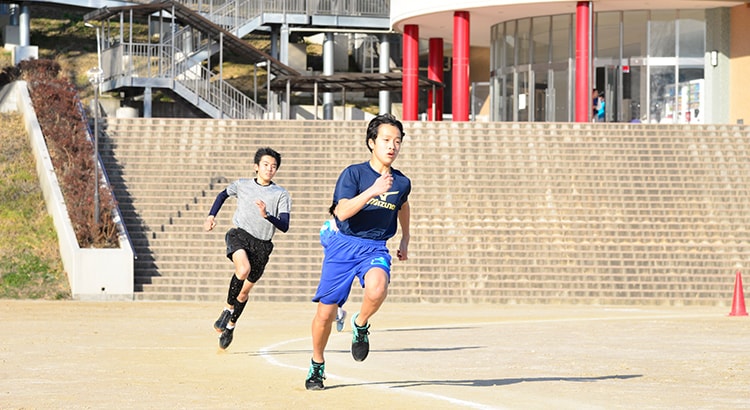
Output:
[333,162,411,241]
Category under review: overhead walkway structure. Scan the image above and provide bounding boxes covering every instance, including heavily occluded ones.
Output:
[83,0,393,119]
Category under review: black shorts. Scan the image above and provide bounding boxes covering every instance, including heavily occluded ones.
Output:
[225,228,274,283]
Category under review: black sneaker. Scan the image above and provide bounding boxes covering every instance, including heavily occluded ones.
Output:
[214,309,231,333]
[219,327,234,350]
[305,361,326,390]
[350,313,370,362]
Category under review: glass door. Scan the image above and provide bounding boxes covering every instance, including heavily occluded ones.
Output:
[533,68,548,122]
[594,64,620,122]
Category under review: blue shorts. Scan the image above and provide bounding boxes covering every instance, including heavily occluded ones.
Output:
[312,231,391,306]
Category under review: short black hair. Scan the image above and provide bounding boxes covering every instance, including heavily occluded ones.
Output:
[254,147,281,168]
[365,113,405,152]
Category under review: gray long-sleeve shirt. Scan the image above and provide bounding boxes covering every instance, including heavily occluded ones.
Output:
[211,178,292,241]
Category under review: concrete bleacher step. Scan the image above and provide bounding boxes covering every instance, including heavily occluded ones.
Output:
[102,118,750,304]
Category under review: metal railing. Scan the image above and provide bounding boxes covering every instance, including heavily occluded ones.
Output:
[309,0,389,16]
[176,0,307,33]
[104,42,265,118]
[96,0,390,118]
[176,0,389,28]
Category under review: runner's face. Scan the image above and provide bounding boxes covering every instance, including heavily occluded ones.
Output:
[255,155,278,184]
[371,124,402,167]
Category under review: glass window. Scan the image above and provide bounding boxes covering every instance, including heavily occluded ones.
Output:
[649,66,676,123]
[623,11,647,58]
[505,21,516,67]
[492,25,504,70]
[504,73,514,121]
[518,70,530,121]
[623,66,643,122]
[551,14,570,63]
[491,75,502,121]
[650,10,676,57]
[679,67,704,83]
[596,12,620,61]
[677,67,704,123]
[489,8,708,123]
[533,69,548,121]
[678,10,705,58]
[533,16,550,64]
[517,18,531,65]
[553,68,569,121]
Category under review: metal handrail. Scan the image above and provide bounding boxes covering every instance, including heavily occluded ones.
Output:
[96,0,390,118]
[109,42,265,118]
[176,0,389,30]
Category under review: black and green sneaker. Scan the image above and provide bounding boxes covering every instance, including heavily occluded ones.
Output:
[351,313,370,362]
[219,327,234,350]
[214,309,232,333]
[305,360,326,390]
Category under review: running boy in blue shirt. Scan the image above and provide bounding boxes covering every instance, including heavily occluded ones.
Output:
[305,114,412,390]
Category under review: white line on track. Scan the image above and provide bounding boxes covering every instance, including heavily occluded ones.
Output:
[258,311,720,410]
[259,336,503,410]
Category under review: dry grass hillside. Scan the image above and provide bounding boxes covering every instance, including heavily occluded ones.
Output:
[0,112,70,299]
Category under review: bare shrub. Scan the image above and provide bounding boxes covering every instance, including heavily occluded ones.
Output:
[16,59,119,248]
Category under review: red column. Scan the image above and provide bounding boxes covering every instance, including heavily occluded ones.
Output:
[403,24,419,121]
[452,11,470,122]
[428,38,444,121]
[575,2,591,122]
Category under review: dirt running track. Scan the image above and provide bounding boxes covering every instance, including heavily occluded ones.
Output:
[1,300,749,409]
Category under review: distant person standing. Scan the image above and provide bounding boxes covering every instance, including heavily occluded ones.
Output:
[305,114,412,390]
[592,88,599,120]
[596,93,606,122]
[204,147,292,350]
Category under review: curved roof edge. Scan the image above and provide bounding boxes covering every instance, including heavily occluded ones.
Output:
[391,0,746,47]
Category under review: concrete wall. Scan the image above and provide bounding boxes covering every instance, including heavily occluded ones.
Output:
[0,81,134,300]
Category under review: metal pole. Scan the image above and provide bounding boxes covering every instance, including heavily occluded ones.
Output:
[220,32,224,117]
[92,26,102,226]
[94,80,100,225]
[95,26,102,74]
[286,79,291,119]
[266,59,271,117]
[84,22,102,225]
[95,26,101,224]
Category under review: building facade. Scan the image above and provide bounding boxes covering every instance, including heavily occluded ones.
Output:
[392,0,750,124]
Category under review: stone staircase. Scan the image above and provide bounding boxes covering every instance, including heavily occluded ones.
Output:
[101,118,750,305]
